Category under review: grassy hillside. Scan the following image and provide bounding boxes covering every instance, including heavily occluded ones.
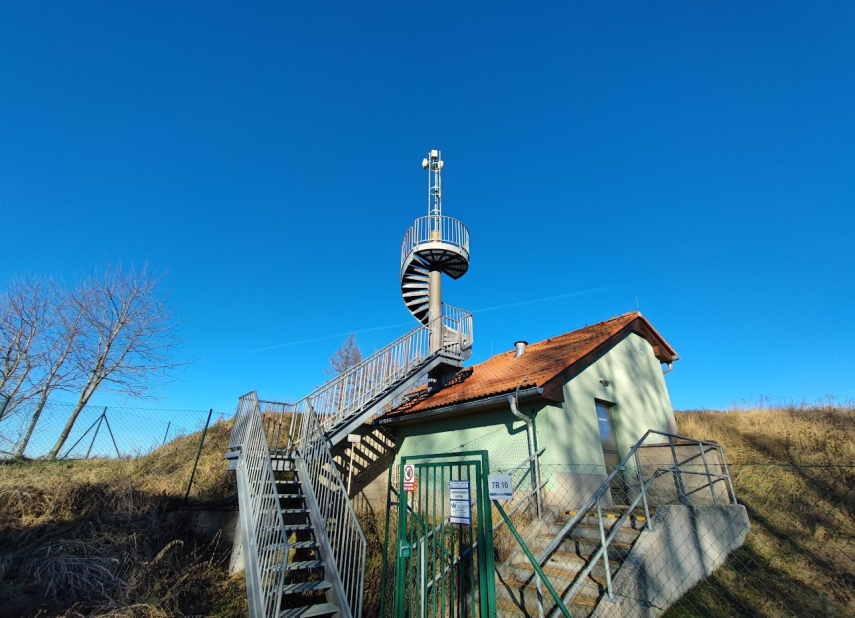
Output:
[664,404,855,617]
[0,419,247,618]
[2,404,852,617]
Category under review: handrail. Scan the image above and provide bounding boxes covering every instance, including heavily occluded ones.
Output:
[298,404,367,618]
[231,392,289,618]
[537,430,735,565]
[274,312,472,451]
[442,303,473,353]
[400,215,470,267]
[495,502,573,618]
[532,429,737,616]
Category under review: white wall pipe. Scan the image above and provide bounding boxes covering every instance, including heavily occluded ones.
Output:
[508,392,543,519]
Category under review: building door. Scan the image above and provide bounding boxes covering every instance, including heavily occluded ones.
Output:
[393,451,496,618]
[595,400,624,502]
[595,400,620,471]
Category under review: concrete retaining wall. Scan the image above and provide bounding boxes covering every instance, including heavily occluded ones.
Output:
[590,504,750,618]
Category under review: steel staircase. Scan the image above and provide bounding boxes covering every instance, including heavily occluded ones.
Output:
[226,150,472,618]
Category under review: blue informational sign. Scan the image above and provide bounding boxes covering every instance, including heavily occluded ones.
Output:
[449,479,471,525]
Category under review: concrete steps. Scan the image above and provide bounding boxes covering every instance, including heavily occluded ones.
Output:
[495,506,649,618]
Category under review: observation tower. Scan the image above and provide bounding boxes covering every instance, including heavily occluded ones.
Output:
[400,149,472,386]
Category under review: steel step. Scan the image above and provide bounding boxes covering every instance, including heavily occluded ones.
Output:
[279,602,338,618]
[285,559,325,572]
[281,580,332,596]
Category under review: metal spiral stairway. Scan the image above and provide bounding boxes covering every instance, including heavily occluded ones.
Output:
[227,150,472,618]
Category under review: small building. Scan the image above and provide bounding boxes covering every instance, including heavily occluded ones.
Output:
[374,310,680,508]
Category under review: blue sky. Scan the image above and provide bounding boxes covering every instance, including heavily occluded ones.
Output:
[1,1,853,414]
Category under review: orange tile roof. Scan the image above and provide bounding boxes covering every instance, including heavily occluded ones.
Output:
[379,311,676,421]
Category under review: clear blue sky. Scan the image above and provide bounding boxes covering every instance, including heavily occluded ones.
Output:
[1,2,853,414]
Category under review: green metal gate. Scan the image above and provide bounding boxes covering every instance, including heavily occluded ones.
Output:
[393,451,496,618]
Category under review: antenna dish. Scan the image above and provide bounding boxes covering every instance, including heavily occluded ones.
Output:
[422,158,429,169]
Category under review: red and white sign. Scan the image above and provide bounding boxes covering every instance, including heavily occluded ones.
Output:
[347,434,361,444]
[403,464,416,492]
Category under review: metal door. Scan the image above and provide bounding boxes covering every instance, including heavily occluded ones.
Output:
[394,451,496,618]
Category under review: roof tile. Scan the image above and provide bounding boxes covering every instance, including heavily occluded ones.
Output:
[381,311,675,420]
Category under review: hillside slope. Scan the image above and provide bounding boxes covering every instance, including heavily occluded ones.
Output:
[0,420,247,618]
[664,405,855,617]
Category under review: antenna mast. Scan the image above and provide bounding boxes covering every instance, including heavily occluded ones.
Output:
[422,149,443,224]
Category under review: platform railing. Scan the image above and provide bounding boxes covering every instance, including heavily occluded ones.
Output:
[270,313,472,453]
[442,303,473,355]
[400,215,470,266]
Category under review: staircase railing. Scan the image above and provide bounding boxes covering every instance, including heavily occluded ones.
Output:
[273,312,471,452]
[230,392,289,618]
[442,303,473,354]
[297,403,367,618]
[400,215,470,265]
[534,430,737,617]
[495,502,573,618]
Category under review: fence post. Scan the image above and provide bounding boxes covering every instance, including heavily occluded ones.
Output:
[102,411,121,458]
[162,421,171,446]
[184,409,214,503]
[85,409,108,459]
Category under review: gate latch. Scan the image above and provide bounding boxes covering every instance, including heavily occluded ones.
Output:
[399,541,411,559]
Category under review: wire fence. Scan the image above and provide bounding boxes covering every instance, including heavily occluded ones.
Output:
[0,399,224,460]
[375,428,855,618]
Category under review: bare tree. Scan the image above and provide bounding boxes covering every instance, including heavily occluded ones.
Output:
[326,333,363,376]
[323,334,364,415]
[0,276,51,420]
[14,280,85,457]
[46,262,188,459]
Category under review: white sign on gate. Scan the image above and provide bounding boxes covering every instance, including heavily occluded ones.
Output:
[449,479,471,525]
[347,433,361,443]
[403,464,416,492]
[488,474,514,501]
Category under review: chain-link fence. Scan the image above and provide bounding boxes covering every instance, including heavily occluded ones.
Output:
[0,399,223,460]
[374,427,855,618]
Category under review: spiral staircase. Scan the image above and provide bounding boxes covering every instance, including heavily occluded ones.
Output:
[226,150,472,618]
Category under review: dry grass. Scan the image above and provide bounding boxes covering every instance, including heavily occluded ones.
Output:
[0,419,247,618]
[663,404,855,618]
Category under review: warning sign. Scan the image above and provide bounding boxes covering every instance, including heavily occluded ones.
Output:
[449,479,471,525]
[403,464,416,492]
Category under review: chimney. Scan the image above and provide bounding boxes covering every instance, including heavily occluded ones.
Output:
[514,341,528,357]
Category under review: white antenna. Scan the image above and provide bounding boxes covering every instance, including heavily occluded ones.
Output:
[421,149,443,220]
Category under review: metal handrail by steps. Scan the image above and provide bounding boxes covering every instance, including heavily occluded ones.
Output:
[533,430,737,618]
[296,403,367,618]
[231,392,290,618]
